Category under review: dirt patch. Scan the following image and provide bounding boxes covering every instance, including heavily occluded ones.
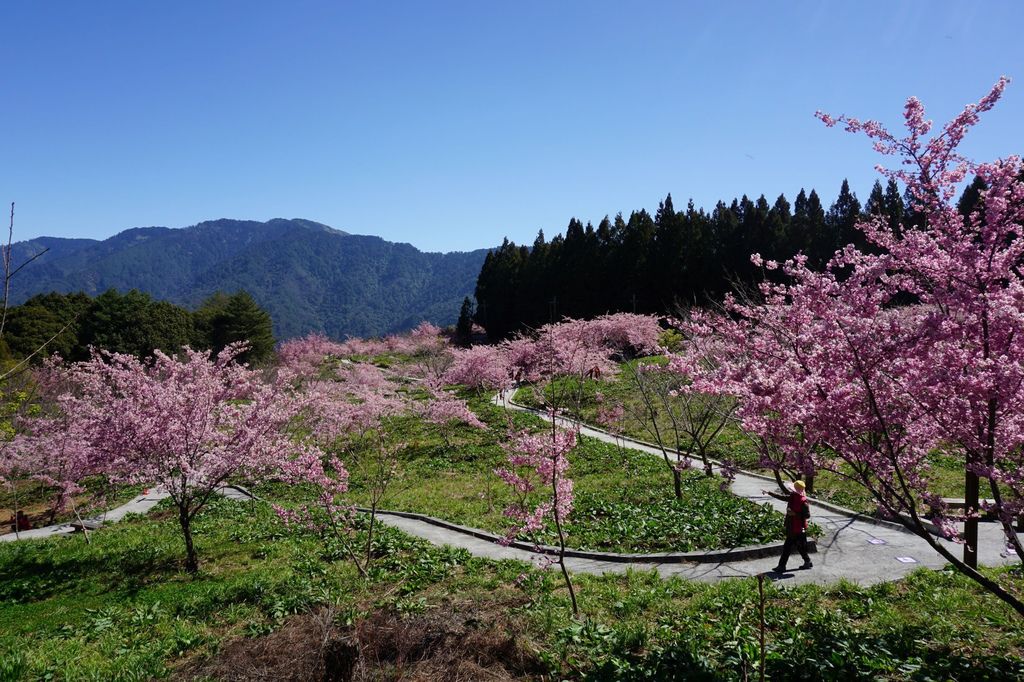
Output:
[174,600,544,681]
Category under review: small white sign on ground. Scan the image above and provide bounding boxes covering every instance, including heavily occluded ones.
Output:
[867,537,887,545]
[895,556,918,564]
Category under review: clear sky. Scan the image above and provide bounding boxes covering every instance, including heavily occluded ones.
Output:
[2,2,1022,252]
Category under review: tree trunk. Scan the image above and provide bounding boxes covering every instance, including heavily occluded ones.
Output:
[70,498,90,545]
[364,505,378,570]
[965,466,980,569]
[550,417,579,617]
[902,508,1024,618]
[773,469,787,492]
[47,491,61,526]
[178,505,199,574]
[553,505,579,618]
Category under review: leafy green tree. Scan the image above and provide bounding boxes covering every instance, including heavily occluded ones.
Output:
[883,178,906,236]
[194,291,275,365]
[827,179,863,252]
[865,180,886,218]
[957,175,988,220]
[474,239,526,340]
[77,289,194,359]
[79,290,146,358]
[147,300,196,355]
[3,292,91,361]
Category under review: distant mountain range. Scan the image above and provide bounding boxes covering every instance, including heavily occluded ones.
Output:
[9,218,489,340]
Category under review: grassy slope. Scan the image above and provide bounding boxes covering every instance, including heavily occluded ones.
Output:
[294,393,787,553]
[0,496,1022,680]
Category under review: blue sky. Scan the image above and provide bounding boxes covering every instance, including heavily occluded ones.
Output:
[2,2,1022,252]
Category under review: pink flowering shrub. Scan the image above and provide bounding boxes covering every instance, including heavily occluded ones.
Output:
[412,387,486,446]
[278,332,349,378]
[443,344,511,393]
[496,423,580,615]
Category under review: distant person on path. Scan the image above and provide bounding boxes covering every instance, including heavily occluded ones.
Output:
[7,510,32,533]
[763,480,812,572]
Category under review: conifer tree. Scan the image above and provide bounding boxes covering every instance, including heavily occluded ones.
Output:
[455,297,474,347]
[827,179,863,251]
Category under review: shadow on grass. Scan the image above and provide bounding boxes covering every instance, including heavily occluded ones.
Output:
[0,532,188,604]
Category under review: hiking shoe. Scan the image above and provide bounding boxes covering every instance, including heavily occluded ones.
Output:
[772,565,786,572]
[800,561,813,569]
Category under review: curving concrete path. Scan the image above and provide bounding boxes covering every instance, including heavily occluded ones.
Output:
[459,389,1024,586]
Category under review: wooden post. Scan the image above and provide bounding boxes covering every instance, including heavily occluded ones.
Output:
[757,574,766,682]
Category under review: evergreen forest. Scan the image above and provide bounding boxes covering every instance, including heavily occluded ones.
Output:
[473,177,987,339]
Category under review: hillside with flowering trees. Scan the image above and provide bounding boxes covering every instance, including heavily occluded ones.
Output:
[3,84,1024,679]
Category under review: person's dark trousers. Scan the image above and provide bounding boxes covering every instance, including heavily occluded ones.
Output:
[777,532,810,569]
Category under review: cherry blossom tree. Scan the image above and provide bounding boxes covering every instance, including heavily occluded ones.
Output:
[59,344,305,572]
[816,77,1024,573]
[496,425,579,616]
[443,344,511,394]
[8,363,103,532]
[413,386,486,446]
[491,314,660,615]
[689,78,1024,616]
[276,335,487,576]
[277,332,348,379]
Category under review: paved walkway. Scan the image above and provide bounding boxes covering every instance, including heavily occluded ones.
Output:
[457,389,1023,586]
[0,486,255,543]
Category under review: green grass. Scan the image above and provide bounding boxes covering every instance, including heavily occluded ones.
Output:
[2,494,1022,680]
[535,566,1024,680]
[284,392,787,553]
[0,495,484,680]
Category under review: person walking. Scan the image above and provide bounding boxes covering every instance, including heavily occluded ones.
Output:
[763,480,812,572]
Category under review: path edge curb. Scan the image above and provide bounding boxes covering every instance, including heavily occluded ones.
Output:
[358,506,815,564]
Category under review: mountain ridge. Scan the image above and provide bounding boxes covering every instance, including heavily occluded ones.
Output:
[9,218,488,340]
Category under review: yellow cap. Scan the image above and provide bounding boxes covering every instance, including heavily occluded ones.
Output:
[793,480,806,491]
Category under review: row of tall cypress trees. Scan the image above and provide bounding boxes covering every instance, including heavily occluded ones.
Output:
[472,177,985,340]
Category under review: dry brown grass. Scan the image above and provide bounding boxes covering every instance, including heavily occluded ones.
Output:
[174,599,544,682]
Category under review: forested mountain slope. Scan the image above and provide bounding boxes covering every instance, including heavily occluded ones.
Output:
[9,218,488,339]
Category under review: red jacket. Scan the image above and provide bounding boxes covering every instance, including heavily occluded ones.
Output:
[786,492,809,535]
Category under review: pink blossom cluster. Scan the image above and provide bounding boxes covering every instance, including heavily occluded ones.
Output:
[443,344,511,392]
[53,344,306,499]
[278,333,349,378]
[9,344,314,569]
[413,387,486,431]
[494,426,576,544]
[444,313,662,390]
[331,321,451,359]
[302,362,405,444]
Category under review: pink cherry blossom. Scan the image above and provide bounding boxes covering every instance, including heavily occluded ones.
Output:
[692,78,1024,618]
